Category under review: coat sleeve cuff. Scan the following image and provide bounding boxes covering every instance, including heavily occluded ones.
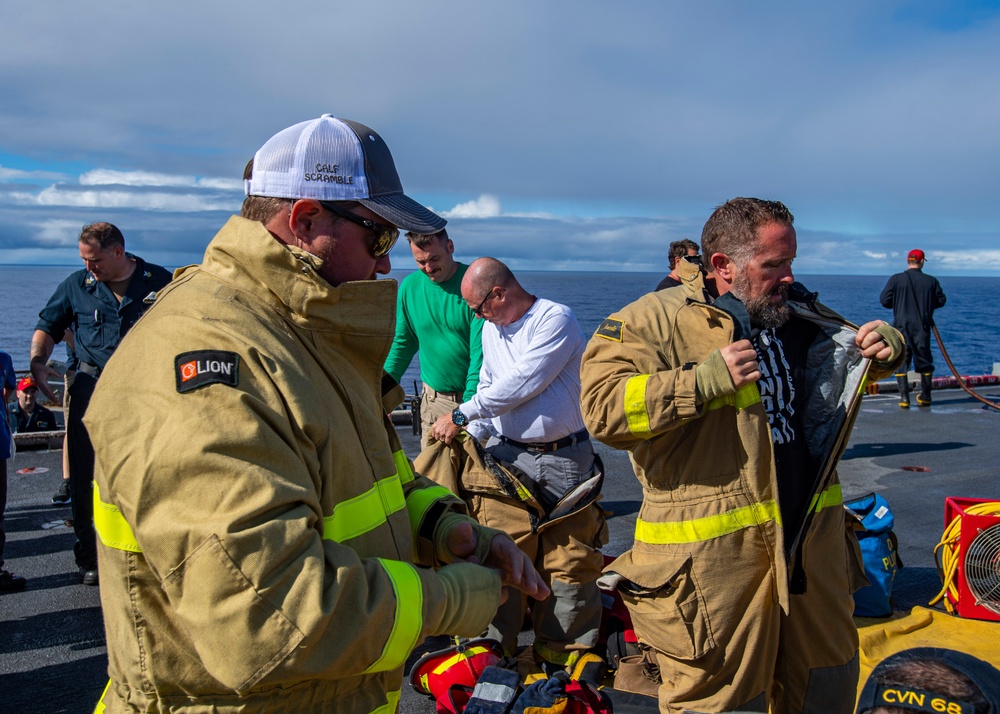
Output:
[694,349,738,405]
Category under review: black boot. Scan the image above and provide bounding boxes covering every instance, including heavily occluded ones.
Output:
[895,374,910,408]
[917,372,933,406]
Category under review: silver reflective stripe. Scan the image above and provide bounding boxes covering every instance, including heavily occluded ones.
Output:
[471,682,518,703]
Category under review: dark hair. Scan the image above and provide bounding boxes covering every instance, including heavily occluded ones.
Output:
[668,238,699,269]
[701,198,793,266]
[79,222,125,250]
[406,228,450,250]
[857,649,998,714]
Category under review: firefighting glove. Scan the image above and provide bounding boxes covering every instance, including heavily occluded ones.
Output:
[433,562,502,637]
[871,323,905,368]
[694,349,737,405]
[434,511,504,567]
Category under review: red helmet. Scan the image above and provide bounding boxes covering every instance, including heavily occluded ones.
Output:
[410,638,506,714]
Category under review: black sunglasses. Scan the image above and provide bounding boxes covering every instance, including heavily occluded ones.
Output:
[319,202,399,258]
[472,287,496,316]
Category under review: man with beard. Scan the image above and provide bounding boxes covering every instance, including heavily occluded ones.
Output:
[579,198,904,714]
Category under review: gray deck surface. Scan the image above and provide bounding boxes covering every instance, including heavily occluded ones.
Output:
[2,385,998,712]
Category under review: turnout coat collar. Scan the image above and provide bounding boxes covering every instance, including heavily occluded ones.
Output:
[179,215,400,367]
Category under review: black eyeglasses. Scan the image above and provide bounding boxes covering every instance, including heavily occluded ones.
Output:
[319,202,399,258]
[472,287,496,316]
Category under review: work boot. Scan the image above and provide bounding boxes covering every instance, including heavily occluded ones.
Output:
[895,374,910,409]
[917,372,933,406]
[0,569,27,593]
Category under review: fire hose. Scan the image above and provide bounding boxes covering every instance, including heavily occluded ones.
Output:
[932,324,1000,412]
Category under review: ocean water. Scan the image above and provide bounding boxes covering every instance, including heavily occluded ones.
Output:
[1,267,996,384]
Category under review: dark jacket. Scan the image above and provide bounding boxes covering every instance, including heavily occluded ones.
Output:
[35,255,173,370]
[880,268,946,330]
[10,402,58,433]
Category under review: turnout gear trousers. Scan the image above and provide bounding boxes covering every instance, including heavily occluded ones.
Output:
[416,436,608,663]
[580,268,902,714]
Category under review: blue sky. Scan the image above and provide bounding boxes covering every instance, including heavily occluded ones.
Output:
[1,1,999,275]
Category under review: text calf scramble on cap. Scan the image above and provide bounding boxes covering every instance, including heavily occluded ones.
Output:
[246,114,446,234]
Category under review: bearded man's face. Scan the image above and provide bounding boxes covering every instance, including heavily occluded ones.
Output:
[728,222,797,329]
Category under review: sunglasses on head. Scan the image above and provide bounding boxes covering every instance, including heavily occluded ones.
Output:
[319,202,399,258]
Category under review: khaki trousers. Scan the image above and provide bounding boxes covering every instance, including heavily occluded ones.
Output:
[419,385,461,450]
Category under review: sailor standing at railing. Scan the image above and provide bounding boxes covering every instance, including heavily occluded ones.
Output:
[28,222,172,587]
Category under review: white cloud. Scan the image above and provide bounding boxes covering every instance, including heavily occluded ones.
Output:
[79,169,241,191]
[863,250,888,260]
[197,177,243,191]
[35,219,87,246]
[80,169,199,187]
[0,165,70,182]
[33,185,238,213]
[443,194,502,219]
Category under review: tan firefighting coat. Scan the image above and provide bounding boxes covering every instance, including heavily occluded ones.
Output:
[85,217,502,714]
[579,266,903,712]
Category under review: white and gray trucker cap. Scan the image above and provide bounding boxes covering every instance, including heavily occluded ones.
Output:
[246,114,446,234]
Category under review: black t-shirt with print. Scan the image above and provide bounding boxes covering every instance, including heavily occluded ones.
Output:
[753,318,823,553]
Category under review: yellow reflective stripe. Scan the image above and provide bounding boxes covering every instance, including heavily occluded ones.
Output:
[430,645,493,674]
[534,642,576,666]
[323,474,406,543]
[364,559,423,673]
[624,374,652,438]
[809,483,842,513]
[369,689,401,714]
[406,484,458,538]
[394,449,414,485]
[704,383,762,413]
[93,483,142,553]
[93,679,112,714]
[635,500,781,545]
[513,482,533,502]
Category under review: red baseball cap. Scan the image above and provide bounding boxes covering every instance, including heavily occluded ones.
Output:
[17,377,36,392]
[907,249,926,261]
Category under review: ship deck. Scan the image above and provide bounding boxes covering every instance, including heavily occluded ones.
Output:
[2,385,998,712]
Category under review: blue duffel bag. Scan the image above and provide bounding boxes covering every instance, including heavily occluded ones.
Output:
[845,492,902,617]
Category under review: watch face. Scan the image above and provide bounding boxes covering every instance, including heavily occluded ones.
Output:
[452,408,467,426]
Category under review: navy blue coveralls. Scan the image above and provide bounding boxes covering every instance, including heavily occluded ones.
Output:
[879,268,946,373]
[35,255,172,572]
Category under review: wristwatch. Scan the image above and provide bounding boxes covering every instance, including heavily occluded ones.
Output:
[451,407,469,427]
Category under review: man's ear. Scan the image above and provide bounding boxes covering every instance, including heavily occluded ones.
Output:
[287,200,326,247]
[710,253,734,282]
[446,239,455,255]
